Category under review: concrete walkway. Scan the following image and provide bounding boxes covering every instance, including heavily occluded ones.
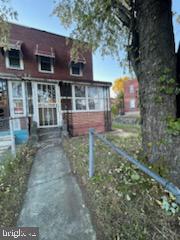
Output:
[18,131,96,240]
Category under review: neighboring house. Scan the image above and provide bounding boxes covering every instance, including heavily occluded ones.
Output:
[124,79,139,113]
[0,23,111,145]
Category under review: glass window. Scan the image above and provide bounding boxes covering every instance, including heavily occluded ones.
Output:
[61,99,72,111]
[8,49,21,68]
[12,82,22,98]
[71,62,82,76]
[88,87,98,98]
[75,99,86,110]
[75,86,85,97]
[60,83,72,97]
[39,56,53,72]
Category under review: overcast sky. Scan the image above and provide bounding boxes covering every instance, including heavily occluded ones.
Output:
[9,0,180,88]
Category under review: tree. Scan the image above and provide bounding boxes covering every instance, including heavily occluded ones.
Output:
[0,0,17,46]
[112,76,129,114]
[53,0,180,185]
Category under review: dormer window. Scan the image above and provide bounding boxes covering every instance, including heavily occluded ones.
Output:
[35,44,55,74]
[39,56,54,73]
[5,40,24,70]
[70,62,83,76]
[70,52,86,77]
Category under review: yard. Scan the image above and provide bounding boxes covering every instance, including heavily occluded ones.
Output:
[0,144,35,226]
[63,124,180,240]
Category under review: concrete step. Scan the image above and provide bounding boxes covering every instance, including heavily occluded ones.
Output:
[38,127,62,141]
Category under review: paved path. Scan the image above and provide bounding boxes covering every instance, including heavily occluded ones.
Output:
[18,133,96,240]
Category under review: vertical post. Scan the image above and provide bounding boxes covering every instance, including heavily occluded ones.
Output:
[89,128,95,178]
[9,118,16,156]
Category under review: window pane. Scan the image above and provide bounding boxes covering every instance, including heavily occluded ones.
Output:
[88,87,98,98]
[61,99,72,110]
[8,49,20,67]
[13,99,24,114]
[89,99,103,110]
[12,82,23,98]
[103,87,109,98]
[71,62,81,75]
[40,56,52,71]
[98,87,104,98]
[60,83,72,97]
[75,99,86,110]
[75,86,86,97]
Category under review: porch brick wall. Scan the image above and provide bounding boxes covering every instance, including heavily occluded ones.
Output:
[63,111,106,136]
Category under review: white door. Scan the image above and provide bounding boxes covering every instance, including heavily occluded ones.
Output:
[36,83,60,128]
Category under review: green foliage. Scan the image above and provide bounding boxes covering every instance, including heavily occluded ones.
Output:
[167,117,180,136]
[53,0,129,63]
[0,145,35,226]
[111,104,119,116]
[159,68,180,96]
[0,0,17,46]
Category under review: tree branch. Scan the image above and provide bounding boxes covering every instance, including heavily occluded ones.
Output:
[111,1,131,28]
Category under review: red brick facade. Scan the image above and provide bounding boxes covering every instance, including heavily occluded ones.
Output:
[63,111,110,136]
[124,79,139,113]
[0,23,112,137]
[0,23,93,81]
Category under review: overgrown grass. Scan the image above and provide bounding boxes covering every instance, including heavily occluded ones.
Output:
[64,133,180,240]
[0,145,35,226]
[112,122,141,134]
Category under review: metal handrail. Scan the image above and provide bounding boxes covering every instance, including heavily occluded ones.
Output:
[88,128,180,204]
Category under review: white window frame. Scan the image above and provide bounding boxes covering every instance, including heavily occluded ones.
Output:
[5,49,24,70]
[38,56,54,74]
[68,85,110,113]
[70,63,83,77]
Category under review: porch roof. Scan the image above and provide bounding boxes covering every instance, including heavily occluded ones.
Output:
[0,73,112,87]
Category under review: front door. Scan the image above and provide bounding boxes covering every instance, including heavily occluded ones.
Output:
[37,83,59,127]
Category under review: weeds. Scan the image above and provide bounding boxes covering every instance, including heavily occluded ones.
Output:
[64,133,180,240]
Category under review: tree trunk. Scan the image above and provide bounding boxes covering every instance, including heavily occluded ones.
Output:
[135,0,180,185]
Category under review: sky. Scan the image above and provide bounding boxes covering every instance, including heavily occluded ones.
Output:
[8,0,180,94]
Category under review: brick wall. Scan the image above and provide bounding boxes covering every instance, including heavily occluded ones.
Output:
[0,23,93,82]
[124,79,139,113]
[63,111,107,136]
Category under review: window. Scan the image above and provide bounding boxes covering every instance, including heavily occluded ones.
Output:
[39,56,54,73]
[74,85,86,110]
[6,49,24,69]
[70,62,83,76]
[60,83,73,111]
[88,87,104,110]
[130,99,135,109]
[129,85,134,94]
[73,85,110,112]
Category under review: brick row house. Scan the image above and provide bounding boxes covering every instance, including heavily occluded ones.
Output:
[0,23,111,143]
[124,79,139,113]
